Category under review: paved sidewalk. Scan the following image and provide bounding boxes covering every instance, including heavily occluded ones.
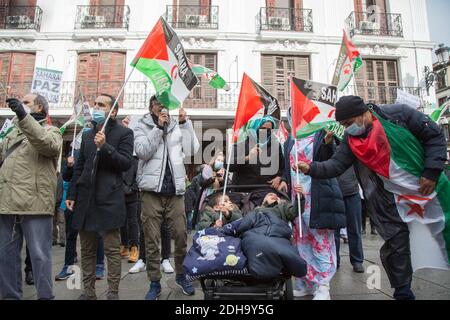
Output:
[22,232,450,300]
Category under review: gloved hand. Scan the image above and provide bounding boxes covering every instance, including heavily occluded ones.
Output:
[6,98,27,121]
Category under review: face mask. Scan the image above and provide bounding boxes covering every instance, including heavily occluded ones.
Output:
[92,110,106,125]
[214,161,224,171]
[346,119,366,136]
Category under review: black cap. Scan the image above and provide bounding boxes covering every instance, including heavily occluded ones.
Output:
[335,96,369,121]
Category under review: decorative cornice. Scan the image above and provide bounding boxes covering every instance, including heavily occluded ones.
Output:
[72,37,126,52]
[0,38,37,51]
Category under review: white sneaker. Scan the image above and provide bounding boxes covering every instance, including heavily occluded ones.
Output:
[293,288,315,297]
[129,259,146,274]
[161,259,174,274]
[313,284,331,300]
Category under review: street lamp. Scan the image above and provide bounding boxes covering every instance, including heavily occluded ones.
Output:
[424,44,450,95]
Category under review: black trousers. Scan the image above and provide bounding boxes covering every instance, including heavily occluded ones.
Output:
[120,200,140,247]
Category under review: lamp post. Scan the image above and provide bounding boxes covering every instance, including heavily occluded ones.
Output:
[424,44,449,95]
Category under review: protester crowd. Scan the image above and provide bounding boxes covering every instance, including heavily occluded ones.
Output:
[0,92,448,301]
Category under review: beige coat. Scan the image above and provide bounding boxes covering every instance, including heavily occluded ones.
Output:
[0,114,62,215]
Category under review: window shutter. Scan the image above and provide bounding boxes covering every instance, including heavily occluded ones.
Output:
[200,0,210,18]
[8,52,35,99]
[114,0,124,28]
[0,52,11,106]
[261,55,275,99]
[0,1,7,30]
[354,0,363,26]
[375,0,388,36]
[185,52,217,109]
[97,51,126,106]
[360,59,398,104]
[77,52,100,104]
[293,0,304,31]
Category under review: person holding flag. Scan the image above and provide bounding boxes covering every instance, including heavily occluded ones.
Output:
[65,94,134,300]
[284,107,346,300]
[134,96,199,300]
[295,96,450,300]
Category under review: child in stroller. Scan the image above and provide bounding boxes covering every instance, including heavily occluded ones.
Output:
[187,185,306,300]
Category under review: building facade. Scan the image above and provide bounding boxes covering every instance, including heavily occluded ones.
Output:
[0,0,437,141]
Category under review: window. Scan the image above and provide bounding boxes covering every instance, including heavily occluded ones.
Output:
[76,52,126,107]
[0,52,35,106]
[355,59,399,104]
[0,0,38,28]
[261,54,310,109]
[183,52,217,108]
[88,0,125,28]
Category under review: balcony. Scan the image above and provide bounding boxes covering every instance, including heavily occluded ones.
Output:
[74,5,130,29]
[346,11,403,37]
[259,7,313,32]
[0,6,43,31]
[0,82,422,111]
[165,5,219,30]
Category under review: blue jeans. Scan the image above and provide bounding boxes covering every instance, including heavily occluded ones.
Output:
[64,210,104,266]
[335,193,364,266]
[0,215,54,300]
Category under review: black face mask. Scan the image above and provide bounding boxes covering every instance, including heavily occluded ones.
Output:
[30,112,47,122]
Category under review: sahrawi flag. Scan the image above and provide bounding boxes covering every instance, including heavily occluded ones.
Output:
[430,102,449,123]
[232,73,280,143]
[332,30,363,91]
[348,113,450,270]
[190,63,230,91]
[60,100,88,135]
[131,17,198,109]
[291,77,338,139]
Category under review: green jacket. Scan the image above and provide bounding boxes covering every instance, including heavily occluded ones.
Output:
[197,205,243,230]
[254,201,299,223]
[0,115,62,216]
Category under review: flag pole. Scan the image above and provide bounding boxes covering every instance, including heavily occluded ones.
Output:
[101,68,135,134]
[220,130,234,221]
[294,138,303,239]
[71,91,84,157]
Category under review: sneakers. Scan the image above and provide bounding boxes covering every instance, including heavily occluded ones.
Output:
[353,263,365,273]
[96,264,105,280]
[129,259,146,274]
[175,274,195,296]
[145,281,162,300]
[293,287,315,297]
[161,259,175,274]
[313,284,331,300]
[55,265,75,281]
[128,246,139,263]
[120,245,130,259]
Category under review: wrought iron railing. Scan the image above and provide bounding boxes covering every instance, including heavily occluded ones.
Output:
[259,7,313,32]
[74,5,130,29]
[0,6,43,31]
[0,82,422,110]
[346,11,403,37]
[165,5,219,29]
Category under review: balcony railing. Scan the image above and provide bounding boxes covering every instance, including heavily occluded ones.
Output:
[259,7,313,32]
[74,5,130,29]
[0,6,43,31]
[346,11,403,37]
[165,5,219,29]
[0,82,422,110]
[344,85,422,105]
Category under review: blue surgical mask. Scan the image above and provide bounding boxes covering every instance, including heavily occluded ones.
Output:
[214,161,224,171]
[346,121,366,136]
[92,110,106,125]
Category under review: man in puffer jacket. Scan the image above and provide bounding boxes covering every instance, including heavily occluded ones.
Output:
[237,191,307,280]
[134,96,200,300]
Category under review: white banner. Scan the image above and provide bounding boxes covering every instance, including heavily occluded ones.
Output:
[31,68,63,104]
[396,89,421,109]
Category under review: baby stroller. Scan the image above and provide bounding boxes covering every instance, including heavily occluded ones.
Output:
[192,184,295,300]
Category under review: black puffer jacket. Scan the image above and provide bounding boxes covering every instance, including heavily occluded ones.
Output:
[237,210,307,280]
[283,130,346,230]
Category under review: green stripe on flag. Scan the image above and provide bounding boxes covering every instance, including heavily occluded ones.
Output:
[296,121,335,139]
[374,112,450,263]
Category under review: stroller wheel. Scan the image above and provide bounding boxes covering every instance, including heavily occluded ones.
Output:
[284,277,294,300]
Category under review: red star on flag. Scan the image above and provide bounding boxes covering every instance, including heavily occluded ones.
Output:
[406,203,425,219]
